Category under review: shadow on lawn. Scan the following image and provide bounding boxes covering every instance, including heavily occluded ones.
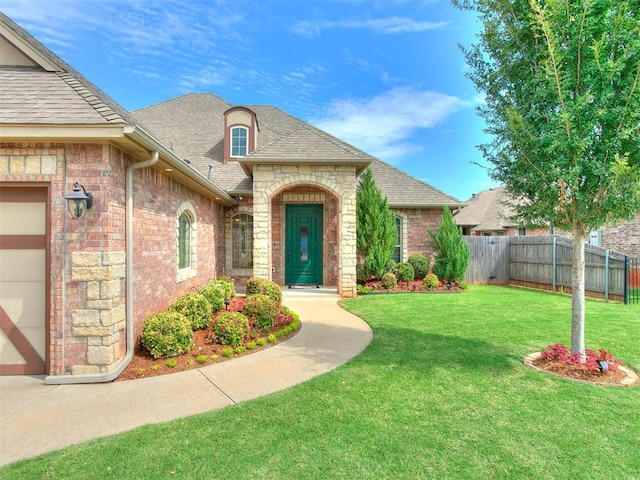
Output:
[359,324,521,375]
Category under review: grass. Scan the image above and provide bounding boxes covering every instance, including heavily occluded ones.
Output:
[1,286,638,479]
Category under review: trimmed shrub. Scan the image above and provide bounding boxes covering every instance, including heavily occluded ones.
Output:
[212,312,250,347]
[423,273,439,290]
[394,262,415,283]
[246,278,282,303]
[243,293,279,332]
[381,272,398,289]
[408,254,430,280]
[168,292,212,330]
[141,312,195,359]
[216,276,235,300]
[198,280,226,313]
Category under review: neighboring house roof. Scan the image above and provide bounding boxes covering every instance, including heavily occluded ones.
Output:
[133,93,465,208]
[0,12,235,206]
[454,186,519,232]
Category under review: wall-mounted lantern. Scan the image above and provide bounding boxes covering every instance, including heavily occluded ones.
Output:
[65,182,93,219]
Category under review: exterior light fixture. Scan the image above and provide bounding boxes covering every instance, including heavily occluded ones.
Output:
[596,359,609,373]
[65,182,93,219]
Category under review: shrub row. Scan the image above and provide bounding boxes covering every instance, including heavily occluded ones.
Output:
[141,277,234,359]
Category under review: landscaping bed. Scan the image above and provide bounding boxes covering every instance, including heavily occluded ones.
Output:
[117,296,299,381]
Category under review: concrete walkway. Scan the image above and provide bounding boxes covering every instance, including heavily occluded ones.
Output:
[0,290,372,467]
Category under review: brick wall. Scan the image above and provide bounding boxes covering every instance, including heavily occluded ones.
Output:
[394,207,446,258]
[1,142,227,376]
[601,214,640,257]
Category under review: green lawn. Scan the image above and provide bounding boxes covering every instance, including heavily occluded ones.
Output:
[2,286,639,479]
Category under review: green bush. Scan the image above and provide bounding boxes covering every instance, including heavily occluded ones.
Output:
[246,341,256,350]
[212,312,250,347]
[394,262,415,283]
[381,272,398,289]
[267,334,277,343]
[220,347,233,358]
[256,338,266,346]
[198,280,226,313]
[141,312,195,359]
[195,354,208,364]
[429,208,470,283]
[408,254,430,280]
[246,278,282,303]
[357,284,372,295]
[166,358,177,368]
[243,294,279,332]
[423,273,439,290]
[168,292,212,330]
[235,346,246,354]
[216,276,235,300]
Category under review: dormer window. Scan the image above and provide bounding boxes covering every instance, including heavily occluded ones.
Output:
[223,106,258,163]
[231,126,248,157]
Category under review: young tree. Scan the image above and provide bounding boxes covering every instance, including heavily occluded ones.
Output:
[356,168,397,280]
[453,0,640,359]
[429,207,470,283]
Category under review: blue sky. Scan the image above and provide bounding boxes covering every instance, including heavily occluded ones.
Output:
[2,0,499,201]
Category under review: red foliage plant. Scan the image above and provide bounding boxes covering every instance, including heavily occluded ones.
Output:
[540,343,621,373]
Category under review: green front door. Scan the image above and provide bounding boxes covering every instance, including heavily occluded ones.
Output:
[285,204,323,285]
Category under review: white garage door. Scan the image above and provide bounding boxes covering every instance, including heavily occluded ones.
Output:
[0,187,47,375]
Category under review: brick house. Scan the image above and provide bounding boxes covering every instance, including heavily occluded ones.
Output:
[454,186,549,236]
[0,13,464,382]
[456,186,639,257]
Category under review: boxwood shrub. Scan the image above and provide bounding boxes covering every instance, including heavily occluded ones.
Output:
[394,262,415,283]
[381,272,398,289]
[212,312,250,347]
[168,292,212,330]
[141,312,195,359]
[243,293,279,333]
[408,253,430,280]
[198,280,226,313]
[246,278,282,303]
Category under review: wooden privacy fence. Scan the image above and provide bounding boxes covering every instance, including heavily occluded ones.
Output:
[463,235,628,302]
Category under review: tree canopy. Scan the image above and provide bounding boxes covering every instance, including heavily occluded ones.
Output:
[453,0,640,358]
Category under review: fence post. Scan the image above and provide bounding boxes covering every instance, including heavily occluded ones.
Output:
[552,236,557,293]
[605,249,609,302]
[624,256,629,305]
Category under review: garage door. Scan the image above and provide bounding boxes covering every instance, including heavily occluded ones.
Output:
[0,187,47,375]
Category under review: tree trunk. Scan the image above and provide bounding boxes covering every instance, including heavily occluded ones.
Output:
[571,226,587,362]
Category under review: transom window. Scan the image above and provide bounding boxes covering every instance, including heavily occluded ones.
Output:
[178,212,191,269]
[232,213,253,269]
[231,126,248,157]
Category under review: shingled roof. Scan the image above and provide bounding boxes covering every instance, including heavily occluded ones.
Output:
[133,92,464,207]
[454,186,518,231]
[0,13,135,126]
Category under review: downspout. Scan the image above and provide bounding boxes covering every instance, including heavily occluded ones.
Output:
[46,151,159,384]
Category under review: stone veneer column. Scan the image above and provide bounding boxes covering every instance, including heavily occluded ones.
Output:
[252,166,273,280]
[70,251,126,374]
[253,164,359,297]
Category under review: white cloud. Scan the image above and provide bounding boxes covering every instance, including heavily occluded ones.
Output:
[311,87,467,161]
[292,16,448,38]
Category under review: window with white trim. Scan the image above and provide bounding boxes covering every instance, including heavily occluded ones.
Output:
[231,126,248,157]
[178,212,191,269]
[392,215,403,263]
[232,213,253,269]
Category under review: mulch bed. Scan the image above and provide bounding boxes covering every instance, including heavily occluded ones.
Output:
[526,353,639,387]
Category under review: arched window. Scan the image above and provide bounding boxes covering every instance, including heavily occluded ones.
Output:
[230,126,248,157]
[178,212,192,269]
[392,215,403,263]
[232,213,253,269]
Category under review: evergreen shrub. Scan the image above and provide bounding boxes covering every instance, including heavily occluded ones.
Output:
[212,312,250,347]
[243,293,279,332]
[408,253,430,280]
[141,312,195,359]
[168,292,212,330]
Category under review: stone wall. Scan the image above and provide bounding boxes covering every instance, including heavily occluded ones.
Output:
[252,164,358,297]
